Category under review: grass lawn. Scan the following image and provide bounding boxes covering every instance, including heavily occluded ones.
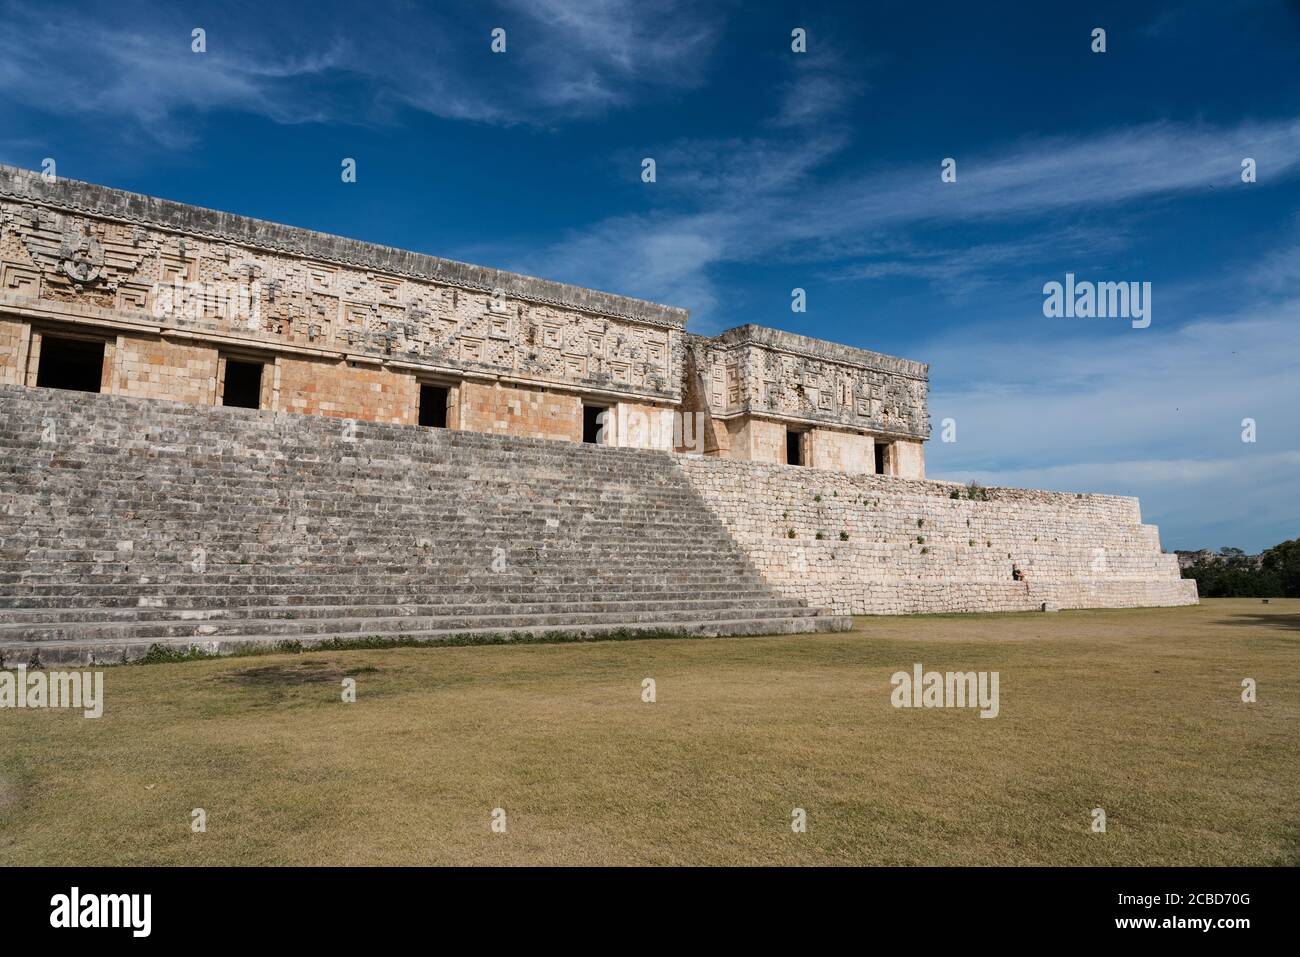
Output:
[1,597,1297,866]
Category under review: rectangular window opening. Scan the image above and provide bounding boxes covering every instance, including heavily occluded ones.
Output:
[875,441,891,476]
[222,359,263,409]
[419,384,449,428]
[583,404,608,444]
[786,428,806,466]
[36,335,105,393]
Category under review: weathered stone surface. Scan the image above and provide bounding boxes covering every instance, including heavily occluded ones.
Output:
[0,385,848,665]
[0,164,928,468]
[689,325,928,440]
[0,165,1198,634]
[676,456,1197,615]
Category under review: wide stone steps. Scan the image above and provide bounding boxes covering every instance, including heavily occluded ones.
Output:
[0,385,849,659]
[2,614,850,667]
[0,550,757,570]
[0,602,829,644]
[0,565,764,586]
[0,583,784,610]
[0,574,780,605]
[0,595,806,625]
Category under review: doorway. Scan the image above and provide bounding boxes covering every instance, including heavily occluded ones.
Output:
[583,404,608,444]
[222,359,263,409]
[35,335,105,393]
[786,428,806,466]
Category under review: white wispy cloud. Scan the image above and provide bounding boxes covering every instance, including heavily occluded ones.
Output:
[502,0,718,106]
[768,45,866,130]
[500,113,1300,323]
[824,224,1136,300]
[0,0,722,143]
[505,109,1300,551]
[0,5,349,147]
[923,303,1300,552]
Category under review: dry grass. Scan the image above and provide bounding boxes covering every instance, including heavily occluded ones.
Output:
[1,598,1297,866]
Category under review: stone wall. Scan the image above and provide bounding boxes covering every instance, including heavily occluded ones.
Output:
[459,380,582,442]
[689,326,929,440]
[0,317,25,386]
[0,163,686,414]
[676,456,1197,614]
[109,333,217,405]
[607,401,676,451]
[0,165,936,472]
[277,354,417,424]
[724,416,786,464]
[807,427,873,474]
[890,438,925,480]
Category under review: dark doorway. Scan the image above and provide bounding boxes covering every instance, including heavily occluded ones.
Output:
[875,441,890,476]
[222,359,263,409]
[36,336,104,393]
[786,429,805,466]
[583,404,607,444]
[419,384,449,428]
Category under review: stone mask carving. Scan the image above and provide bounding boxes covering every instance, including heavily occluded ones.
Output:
[58,227,105,286]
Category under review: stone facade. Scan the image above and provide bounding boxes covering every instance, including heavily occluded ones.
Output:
[0,164,685,446]
[0,316,26,386]
[677,457,1197,614]
[110,334,218,405]
[0,384,848,664]
[683,326,928,478]
[459,380,581,442]
[0,164,926,472]
[0,165,1197,619]
[276,354,417,424]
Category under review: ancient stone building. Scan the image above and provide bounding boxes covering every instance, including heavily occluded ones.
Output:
[0,166,1195,665]
[0,164,927,478]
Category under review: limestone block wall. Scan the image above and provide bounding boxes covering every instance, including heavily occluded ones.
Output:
[891,438,925,480]
[0,164,687,412]
[110,334,218,405]
[0,168,947,475]
[0,317,25,386]
[459,380,582,442]
[688,326,930,441]
[724,416,786,464]
[676,456,1198,615]
[807,427,872,474]
[607,401,676,451]
[277,354,417,424]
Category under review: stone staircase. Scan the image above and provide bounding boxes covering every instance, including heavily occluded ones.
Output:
[0,385,849,665]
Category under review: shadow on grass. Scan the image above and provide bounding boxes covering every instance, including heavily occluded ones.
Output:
[1214,613,1300,632]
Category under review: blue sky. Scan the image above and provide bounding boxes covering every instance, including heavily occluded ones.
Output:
[2,0,1298,551]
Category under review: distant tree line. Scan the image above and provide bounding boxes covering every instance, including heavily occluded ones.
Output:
[1181,539,1300,597]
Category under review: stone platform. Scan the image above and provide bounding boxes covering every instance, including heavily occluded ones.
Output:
[0,385,848,665]
[0,383,1194,665]
[679,457,1198,615]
